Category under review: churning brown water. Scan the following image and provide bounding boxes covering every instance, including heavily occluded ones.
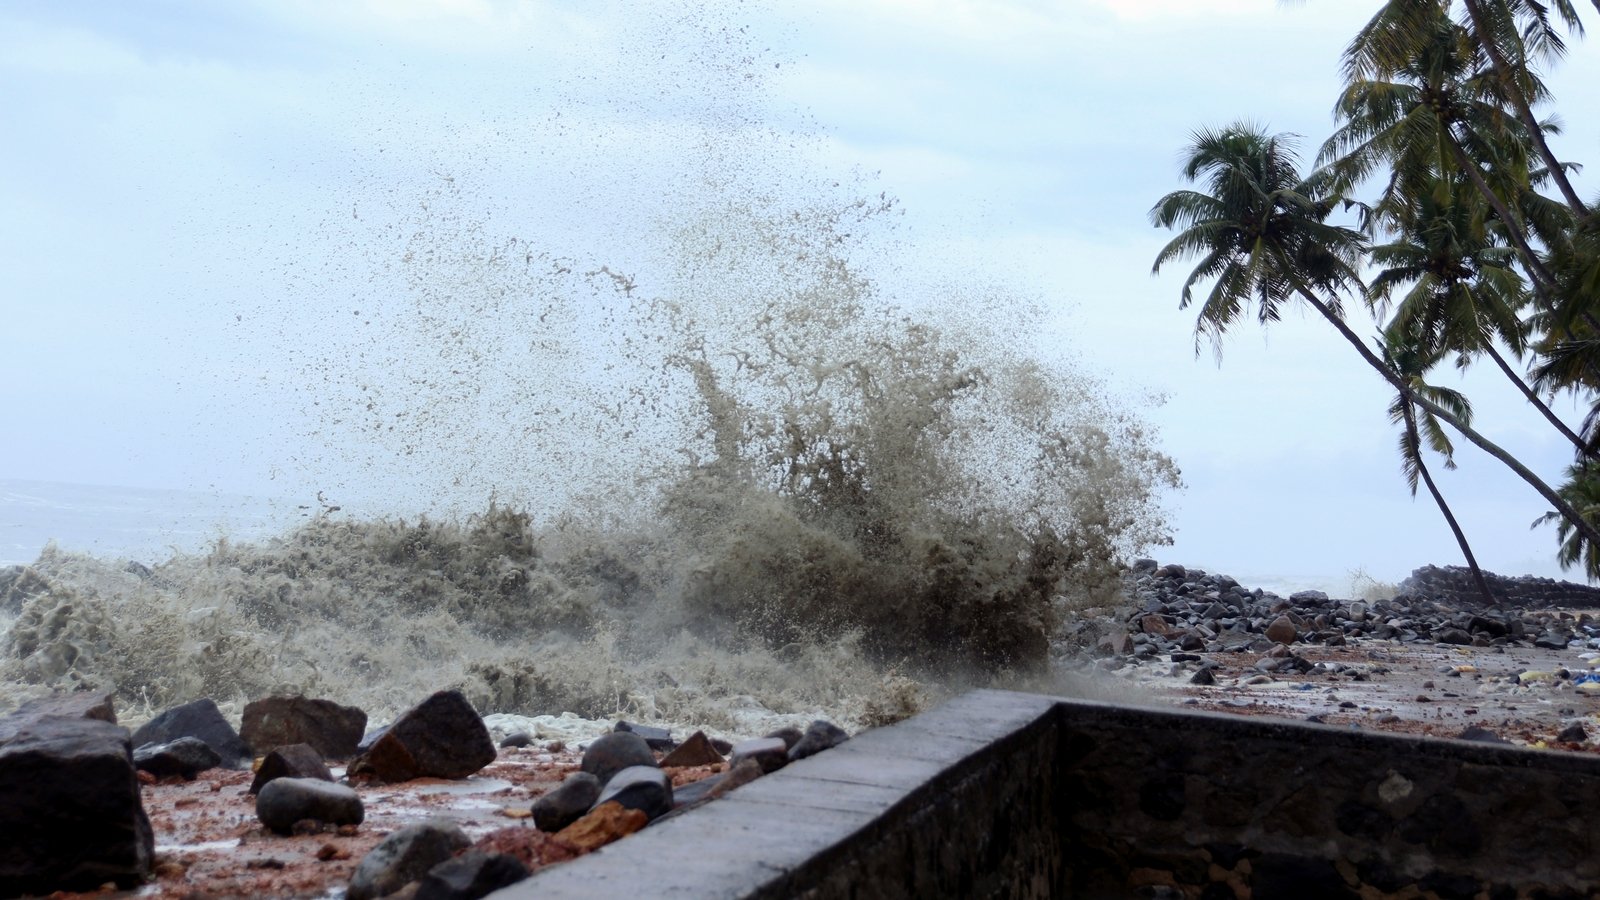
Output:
[0,2,1178,735]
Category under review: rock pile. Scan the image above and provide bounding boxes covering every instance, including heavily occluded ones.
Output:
[1,682,853,897]
[1399,564,1600,610]
[1107,560,1589,667]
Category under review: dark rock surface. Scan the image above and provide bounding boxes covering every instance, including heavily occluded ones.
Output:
[659,730,723,767]
[788,720,849,762]
[499,731,533,749]
[348,690,496,782]
[730,736,788,774]
[348,819,472,900]
[614,720,674,750]
[0,705,153,895]
[763,726,803,750]
[255,777,364,835]
[240,695,367,759]
[593,765,674,820]
[415,850,530,900]
[580,731,656,786]
[532,772,601,832]
[15,690,117,724]
[130,698,252,769]
[249,743,333,794]
[134,736,221,780]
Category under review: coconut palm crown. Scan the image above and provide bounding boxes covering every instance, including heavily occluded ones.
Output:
[1150,124,1367,358]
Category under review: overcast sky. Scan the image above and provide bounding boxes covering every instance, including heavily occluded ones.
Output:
[3,0,1598,588]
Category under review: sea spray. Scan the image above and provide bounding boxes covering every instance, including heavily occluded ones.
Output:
[0,1,1180,732]
[0,192,1177,730]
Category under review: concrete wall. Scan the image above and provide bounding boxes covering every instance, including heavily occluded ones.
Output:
[500,692,1600,899]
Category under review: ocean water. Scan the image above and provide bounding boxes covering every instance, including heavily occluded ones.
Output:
[0,479,289,568]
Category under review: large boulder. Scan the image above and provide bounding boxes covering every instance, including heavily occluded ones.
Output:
[0,706,153,895]
[130,698,252,768]
[133,736,221,780]
[255,777,364,835]
[415,850,529,900]
[240,695,367,760]
[348,819,471,900]
[249,743,333,794]
[347,690,495,782]
[579,731,655,786]
[532,772,600,833]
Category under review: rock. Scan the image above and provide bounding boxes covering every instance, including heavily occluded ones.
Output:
[1533,631,1572,650]
[1434,627,1473,645]
[593,765,673,821]
[1347,601,1368,622]
[555,801,648,852]
[134,736,221,780]
[0,708,153,895]
[613,720,674,751]
[730,736,789,774]
[670,773,725,808]
[255,777,364,835]
[130,698,252,769]
[250,743,333,794]
[659,730,723,767]
[763,726,804,750]
[1290,589,1329,604]
[1265,615,1297,645]
[1156,563,1187,579]
[1558,722,1588,743]
[1132,558,1158,573]
[709,736,734,756]
[348,820,471,900]
[415,850,529,900]
[499,731,533,749]
[580,732,656,786]
[788,720,849,762]
[348,690,496,783]
[532,772,600,833]
[1457,726,1511,745]
[15,690,117,724]
[1138,613,1171,636]
[240,696,367,760]
[1177,631,1206,652]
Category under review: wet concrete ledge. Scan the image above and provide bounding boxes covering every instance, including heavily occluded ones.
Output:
[497,690,1600,899]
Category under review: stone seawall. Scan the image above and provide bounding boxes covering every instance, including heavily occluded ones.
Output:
[1400,564,1600,609]
[497,691,1600,899]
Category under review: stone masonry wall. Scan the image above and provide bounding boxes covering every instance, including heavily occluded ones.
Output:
[1055,700,1600,899]
[503,692,1600,899]
[1400,563,1600,609]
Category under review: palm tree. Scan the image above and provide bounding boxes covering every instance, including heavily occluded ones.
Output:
[1151,122,1600,550]
[1456,0,1594,217]
[1534,464,1600,578]
[1323,3,1564,293]
[1384,339,1499,604]
[1367,176,1593,456]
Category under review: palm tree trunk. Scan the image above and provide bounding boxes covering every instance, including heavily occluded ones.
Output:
[1482,342,1596,458]
[1460,0,1591,218]
[1293,285,1600,550]
[1403,403,1500,605]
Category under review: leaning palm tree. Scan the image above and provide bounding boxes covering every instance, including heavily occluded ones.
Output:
[1323,3,1564,292]
[1384,339,1498,604]
[1151,122,1600,550]
[1368,177,1592,456]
